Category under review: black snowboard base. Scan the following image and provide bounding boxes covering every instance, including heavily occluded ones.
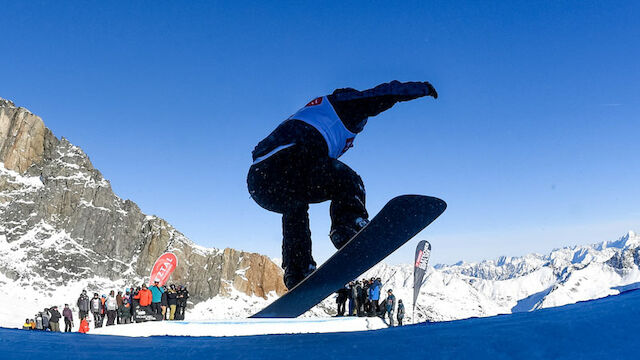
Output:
[251,195,446,318]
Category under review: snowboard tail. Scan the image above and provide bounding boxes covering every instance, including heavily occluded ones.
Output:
[252,195,446,318]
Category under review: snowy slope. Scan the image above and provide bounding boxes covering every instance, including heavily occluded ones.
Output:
[3,288,640,359]
[90,317,386,337]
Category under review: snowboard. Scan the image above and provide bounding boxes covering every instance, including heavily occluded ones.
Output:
[251,194,446,318]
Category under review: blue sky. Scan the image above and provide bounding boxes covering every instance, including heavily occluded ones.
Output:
[2,1,638,265]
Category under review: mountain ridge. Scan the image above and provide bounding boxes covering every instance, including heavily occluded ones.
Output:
[0,97,287,314]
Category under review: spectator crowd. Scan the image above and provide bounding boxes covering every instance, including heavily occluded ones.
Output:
[22,278,406,333]
[22,282,190,333]
[336,277,405,326]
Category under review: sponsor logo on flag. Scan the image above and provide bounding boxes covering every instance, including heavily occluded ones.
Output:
[149,252,178,286]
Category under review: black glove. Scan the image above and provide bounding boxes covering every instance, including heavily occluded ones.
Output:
[391,80,438,101]
[422,81,438,99]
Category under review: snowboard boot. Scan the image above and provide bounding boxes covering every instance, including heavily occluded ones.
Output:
[283,262,317,290]
[329,217,370,249]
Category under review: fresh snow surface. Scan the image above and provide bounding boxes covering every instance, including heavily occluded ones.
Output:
[90,317,386,337]
[3,288,640,359]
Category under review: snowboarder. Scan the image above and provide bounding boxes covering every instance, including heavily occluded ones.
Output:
[247,80,438,289]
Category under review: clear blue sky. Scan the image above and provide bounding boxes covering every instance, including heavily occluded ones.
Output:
[2,1,638,265]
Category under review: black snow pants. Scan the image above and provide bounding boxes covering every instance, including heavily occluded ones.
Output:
[337,301,346,316]
[92,312,102,327]
[247,123,367,275]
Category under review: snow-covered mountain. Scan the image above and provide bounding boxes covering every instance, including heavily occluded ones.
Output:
[0,97,285,328]
[1,96,639,330]
[186,231,640,325]
[334,231,640,323]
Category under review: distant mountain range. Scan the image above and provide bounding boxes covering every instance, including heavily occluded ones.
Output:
[1,97,638,328]
[188,231,640,324]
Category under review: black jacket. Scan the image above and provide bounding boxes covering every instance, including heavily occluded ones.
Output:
[252,80,437,161]
[49,309,61,323]
[177,289,189,306]
[77,294,90,312]
[161,291,168,306]
[167,290,178,306]
[336,288,349,303]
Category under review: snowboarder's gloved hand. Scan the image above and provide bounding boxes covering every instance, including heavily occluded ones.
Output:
[390,80,438,101]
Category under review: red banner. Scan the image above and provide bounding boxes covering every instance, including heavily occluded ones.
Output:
[149,252,178,286]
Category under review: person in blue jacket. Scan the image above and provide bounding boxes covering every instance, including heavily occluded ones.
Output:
[368,278,381,316]
[248,80,438,289]
[384,289,397,326]
[149,281,165,316]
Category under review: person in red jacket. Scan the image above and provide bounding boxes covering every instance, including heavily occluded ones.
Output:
[134,284,153,307]
[78,316,89,334]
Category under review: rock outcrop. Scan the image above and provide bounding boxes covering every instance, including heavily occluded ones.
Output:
[0,97,286,302]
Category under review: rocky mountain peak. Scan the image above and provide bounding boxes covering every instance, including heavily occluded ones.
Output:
[0,97,17,108]
[0,97,286,305]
